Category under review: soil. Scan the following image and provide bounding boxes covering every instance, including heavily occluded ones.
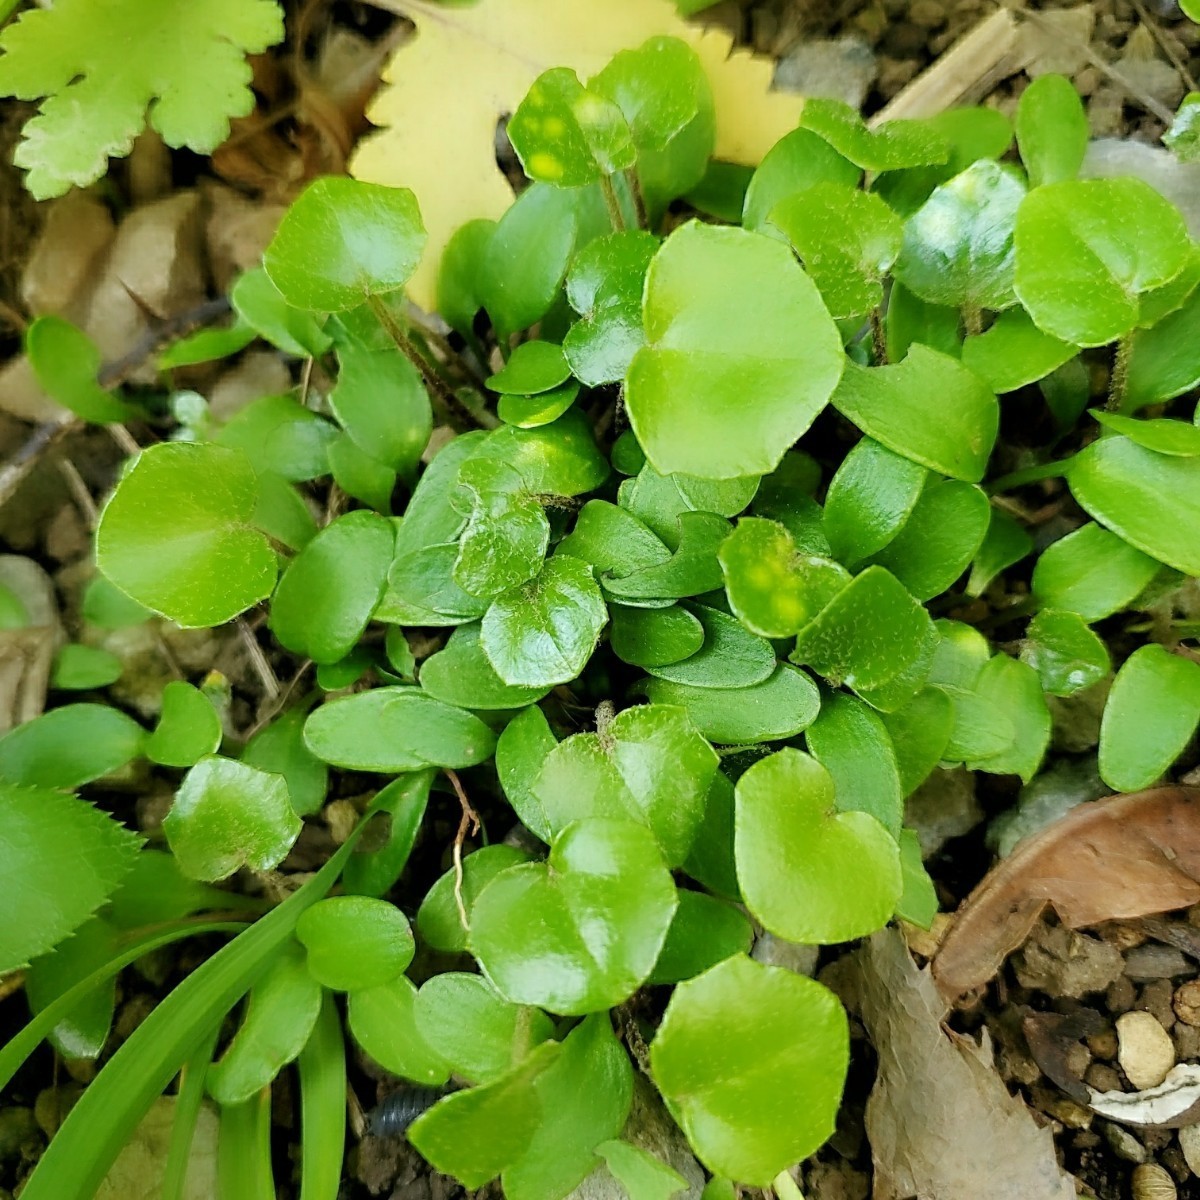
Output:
[1,0,1199,1198]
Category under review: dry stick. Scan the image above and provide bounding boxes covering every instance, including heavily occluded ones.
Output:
[237,618,282,704]
[57,457,99,527]
[1129,0,1197,93]
[444,767,481,931]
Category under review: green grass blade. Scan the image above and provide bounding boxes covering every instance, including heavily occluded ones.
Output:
[217,1090,275,1200]
[0,920,244,1093]
[298,991,346,1200]
[160,1025,219,1200]
[19,837,360,1200]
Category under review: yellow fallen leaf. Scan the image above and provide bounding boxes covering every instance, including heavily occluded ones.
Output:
[351,0,804,308]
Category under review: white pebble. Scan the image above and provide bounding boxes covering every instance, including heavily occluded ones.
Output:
[1118,1011,1177,1091]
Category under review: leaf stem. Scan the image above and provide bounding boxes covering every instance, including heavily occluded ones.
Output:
[986,457,1074,495]
[624,168,649,231]
[772,1169,806,1200]
[869,308,887,364]
[365,293,487,430]
[1106,332,1133,413]
[962,305,983,338]
[599,175,627,232]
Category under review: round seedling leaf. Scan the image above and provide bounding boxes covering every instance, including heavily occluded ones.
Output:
[296,895,415,991]
[1031,522,1161,621]
[96,442,278,628]
[719,517,850,638]
[417,845,537,953]
[269,510,395,664]
[1021,609,1111,697]
[1092,411,1200,457]
[508,67,635,186]
[566,230,660,315]
[303,687,496,772]
[1099,645,1200,792]
[609,603,704,668]
[145,681,222,768]
[735,749,902,944]
[648,890,753,985]
[414,973,555,1084]
[831,347,998,483]
[216,393,339,482]
[481,555,608,688]
[1014,178,1192,346]
[26,317,135,424]
[649,954,849,1185]
[800,97,948,171]
[470,818,677,1015]
[960,307,1076,394]
[163,755,300,882]
[347,975,450,1084]
[263,176,426,311]
[50,644,122,691]
[530,703,718,867]
[641,665,821,745]
[893,159,1026,311]
[419,623,551,710]
[626,221,843,480]
[741,127,860,233]
[229,267,333,358]
[487,340,572,395]
[207,942,323,1105]
[596,1142,688,1200]
[770,182,902,319]
[0,704,145,789]
[497,381,580,429]
[495,705,558,842]
[1068,435,1200,576]
[242,707,329,818]
[1016,73,1088,188]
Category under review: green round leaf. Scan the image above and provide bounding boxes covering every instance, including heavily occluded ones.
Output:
[414,973,555,1084]
[1014,178,1192,346]
[894,160,1026,311]
[1068,435,1200,576]
[145,681,222,769]
[342,771,433,898]
[26,317,134,424]
[508,67,635,186]
[648,890,753,985]
[741,127,859,233]
[417,844,536,953]
[600,512,730,603]
[269,510,394,664]
[719,517,850,638]
[960,307,1076,394]
[1099,645,1200,792]
[1031,522,1161,621]
[1092,412,1200,457]
[563,301,645,387]
[96,442,278,628]
[596,1142,688,1200]
[163,755,300,882]
[800,97,948,172]
[609,603,704,668]
[641,665,820,745]
[419,623,552,710]
[530,703,718,867]
[770,182,902,319]
[1126,287,1200,408]
[497,381,580,429]
[626,221,843,480]
[566,230,660,315]
[50,644,122,691]
[1016,74,1088,188]
[649,954,849,1185]
[296,895,414,991]
[438,217,496,336]
[1021,608,1111,697]
[481,555,608,688]
[207,943,323,1105]
[241,707,329,818]
[0,704,145,789]
[962,654,1050,782]
[348,974,449,1084]
[215,393,338,482]
[967,508,1034,597]
[831,347,998,483]
[487,341,572,395]
[303,687,496,772]
[229,268,333,358]
[263,177,426,311]
[643,604,775,689]
[878,687,955,797]
[735,749,902,944]
[470,818,677,1015]
[496,705,558,842]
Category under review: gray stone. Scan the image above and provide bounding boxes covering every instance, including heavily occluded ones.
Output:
[907,766,982,857]
[1125,945,1193,981]
[988,758,1109,858]
[1015,924,1124,998]
[21,191,114,317]
[774,36,877,109]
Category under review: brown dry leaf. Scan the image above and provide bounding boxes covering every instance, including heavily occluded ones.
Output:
[933,787,1200,1000]
[350,0,804,307]
[853,928,1077,1200]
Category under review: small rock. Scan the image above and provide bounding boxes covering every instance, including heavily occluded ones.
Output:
[201,181,286,293]
[21,192,115,317]
[909,0,947,28]
[1173,1023,1200,1061]
[207,351,293,423]
[1089,1027,1120,1060]
[1118,1011,1176,1090]
[1031,1085,1092,1128]
[1087,87,1128,139]
[1110,974,1138,1014]
[1015,924,1124,998]
[803,1160,869,1200]
[752,932,818,976]
[1118,25,1187,111]
[877,57,922,98]
[0,1107,39,1161]
[850,3,888,44]
[1103,1122,1148,1164]
[1174,981,1200,1027]
[1018,4,1097,76]
[1127,946,1193,981]
[1086,1062,1123,1092]
[1178,1124,1200,1176]
[1140,980,1178,1031]
[907,766,982,857]
[882,23,927,58]
[1131,1163,1177,1200]
[774,36,877,109]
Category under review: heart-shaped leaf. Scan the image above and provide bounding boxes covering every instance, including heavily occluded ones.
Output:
[96,442,278,628]
[531,704,717,866]
[1031,522,1161,621]
[609,604,705,668]
[741,127,859,233]
[263,176,426,312]
[649,954,849,1185]
[487,341,572,395]
[735,748,902,943]
[1021,609,1111,696]
[347,975,449,1084]
[644,605,775,690]
[418,845,537,953]
[960,307,1076,393]
[163,756,300,882]
[626,221,843,479]
[145,681,222,769]
[470,818,677,1014]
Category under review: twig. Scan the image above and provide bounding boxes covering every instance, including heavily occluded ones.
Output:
[244,661,314,739]
[1130,0,1197,93]
[444,768,481,932]
[0,418,75,509]
[57,457,99,527]
[237,618,281,703]
[98,296,233,389]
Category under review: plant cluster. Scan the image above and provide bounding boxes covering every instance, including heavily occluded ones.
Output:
[3,35,1200,1200]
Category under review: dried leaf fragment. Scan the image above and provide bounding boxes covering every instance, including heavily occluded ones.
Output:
[934,788,1200,999]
